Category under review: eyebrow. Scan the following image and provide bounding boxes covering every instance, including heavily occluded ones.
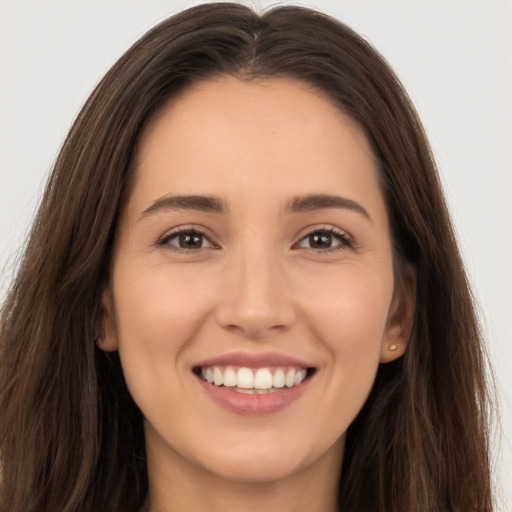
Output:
[285,194,371,221]
[138,193,370,222]
[139,195,225,220]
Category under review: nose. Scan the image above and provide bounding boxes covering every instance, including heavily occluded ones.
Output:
[214,247,297,339]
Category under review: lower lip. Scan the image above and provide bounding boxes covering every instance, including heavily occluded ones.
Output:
[196,377,310,416]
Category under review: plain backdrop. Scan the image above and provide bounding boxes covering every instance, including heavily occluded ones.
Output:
[1,0,511,508]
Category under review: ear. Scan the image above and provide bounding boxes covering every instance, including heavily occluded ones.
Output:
[96,288,119,352]
[380,265,416,363]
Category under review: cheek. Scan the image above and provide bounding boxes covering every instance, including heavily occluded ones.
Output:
[302,262,393,350]
[299,264,393,409]
[111,263,216,401]
[114,262,215,342]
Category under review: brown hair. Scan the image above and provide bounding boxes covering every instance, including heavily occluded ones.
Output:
[0,3,494,511]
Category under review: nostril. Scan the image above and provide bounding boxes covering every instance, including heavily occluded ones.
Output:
[214,283,297,338]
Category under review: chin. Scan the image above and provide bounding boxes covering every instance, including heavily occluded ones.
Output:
[192,431,343,485]
[203,453,305,485]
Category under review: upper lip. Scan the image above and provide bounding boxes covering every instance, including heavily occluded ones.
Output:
[194,351,313,369]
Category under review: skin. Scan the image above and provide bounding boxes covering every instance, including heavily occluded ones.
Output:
[100,76,413,512]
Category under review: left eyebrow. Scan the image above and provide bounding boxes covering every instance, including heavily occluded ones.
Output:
[138,195,226,221]
[285,194,371,222]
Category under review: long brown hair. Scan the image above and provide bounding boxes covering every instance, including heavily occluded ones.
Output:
[0,3,494,511]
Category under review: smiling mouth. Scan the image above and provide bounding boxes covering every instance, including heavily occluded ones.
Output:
[193,365,316,394]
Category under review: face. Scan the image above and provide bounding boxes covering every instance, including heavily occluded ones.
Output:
[101,77,410,487]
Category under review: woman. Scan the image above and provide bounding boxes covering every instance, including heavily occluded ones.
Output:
[0,3,494,511]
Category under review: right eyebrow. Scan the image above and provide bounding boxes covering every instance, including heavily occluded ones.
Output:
[285,193,371,222]
[138,195,226,222]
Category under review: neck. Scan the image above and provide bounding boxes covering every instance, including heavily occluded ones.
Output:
[143,432,344,512]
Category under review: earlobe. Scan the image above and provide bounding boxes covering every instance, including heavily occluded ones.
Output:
[380,265,416,363]
[96,289,119,352]
[380,341,405,363]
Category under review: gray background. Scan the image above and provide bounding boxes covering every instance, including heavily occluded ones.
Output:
[1,0,511,508]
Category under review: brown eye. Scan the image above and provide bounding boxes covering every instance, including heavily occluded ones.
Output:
[309,232,333,249]
[178,232,203,249]
[297,229,351,251]
[162,230,214,250]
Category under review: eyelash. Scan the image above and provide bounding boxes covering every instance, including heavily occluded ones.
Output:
[295,227,353,253]
[157,227,217,252]
[157,226,353,253]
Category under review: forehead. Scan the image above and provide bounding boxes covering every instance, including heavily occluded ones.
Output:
[129,76,384,218]
[137,76,374,161]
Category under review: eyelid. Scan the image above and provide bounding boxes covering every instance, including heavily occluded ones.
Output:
[157,224,219,251]
[155,223,353,253]
[293,225,354,251]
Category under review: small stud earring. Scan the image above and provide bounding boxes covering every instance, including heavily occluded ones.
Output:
[388,344,397,351]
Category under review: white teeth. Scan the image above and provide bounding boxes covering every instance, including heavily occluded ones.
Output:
[285,369,296,387]
[254,368,273,389]
[199,365,310,391]
[223,367,237,387]
[236,387,254,394]
[272,368,285,388]
[235,387,279,395]
[294,369,307,385]
[213,367,223,386]
[237,367,254,389]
